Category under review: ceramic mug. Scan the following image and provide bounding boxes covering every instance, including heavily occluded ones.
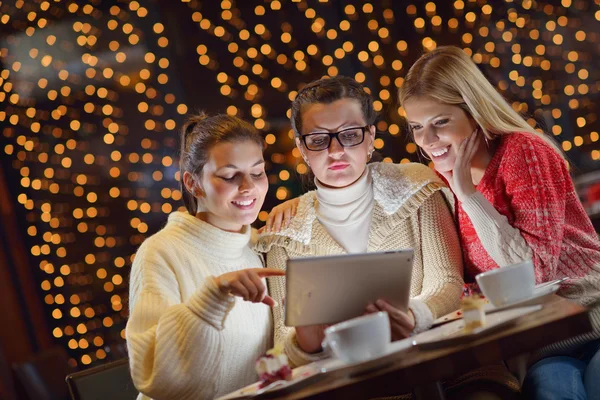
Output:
[322,311,391,364]
[475,260,536,307]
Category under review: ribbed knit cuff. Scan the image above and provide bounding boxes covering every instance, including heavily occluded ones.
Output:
[409,298,434,334]
[284,329,329,368]
[186,276,235,330]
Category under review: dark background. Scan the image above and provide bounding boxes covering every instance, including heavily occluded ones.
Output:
[0,1,598,393]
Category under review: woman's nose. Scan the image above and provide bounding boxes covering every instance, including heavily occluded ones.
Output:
[421,126,438,147]
[328,136,345,157]
[239,175,255,192]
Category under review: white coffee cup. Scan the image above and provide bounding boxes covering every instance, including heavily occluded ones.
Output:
[322,312,391,364]
[475,260,536,307]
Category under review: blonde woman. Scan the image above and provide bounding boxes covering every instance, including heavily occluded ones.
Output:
[399,45,600,399]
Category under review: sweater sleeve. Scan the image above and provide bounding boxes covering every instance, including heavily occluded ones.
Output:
[414,191,464,328]
[460,192,533,267]
[265,245,328,367]
[461,138,568,283]
[265,246,290,347]
[126,249,235,400]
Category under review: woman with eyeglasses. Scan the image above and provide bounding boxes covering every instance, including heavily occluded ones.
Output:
[256,76,464,369]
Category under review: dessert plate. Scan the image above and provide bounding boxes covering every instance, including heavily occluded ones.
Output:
[432,280,563,327]
[217,338,415,399]
[216,361,328,400]
[414,305,542,349]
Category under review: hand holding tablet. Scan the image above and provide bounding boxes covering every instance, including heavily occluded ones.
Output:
[285,250,414,327]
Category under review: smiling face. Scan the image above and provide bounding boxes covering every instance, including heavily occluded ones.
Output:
[296,98,375,188]
[404,96,479,173]
[186,140,268,232]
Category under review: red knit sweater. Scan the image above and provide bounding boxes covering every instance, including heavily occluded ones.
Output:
[457,132,600,283]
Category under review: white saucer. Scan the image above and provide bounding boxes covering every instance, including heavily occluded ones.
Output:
[484,282,560,313]
[320,336,415,373]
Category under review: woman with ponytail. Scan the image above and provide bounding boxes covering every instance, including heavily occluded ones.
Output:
[126,113,285,400]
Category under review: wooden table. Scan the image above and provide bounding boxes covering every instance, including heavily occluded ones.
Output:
[268,297,593,399]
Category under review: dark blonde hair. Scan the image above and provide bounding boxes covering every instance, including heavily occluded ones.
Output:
[290,76,376,136]
[399,46,564,159]
[179,113,263,215]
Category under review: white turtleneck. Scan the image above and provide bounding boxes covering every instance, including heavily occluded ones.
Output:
[126,212,273,400]
[315,166,374,253]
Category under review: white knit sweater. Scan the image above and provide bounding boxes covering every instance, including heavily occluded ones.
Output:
[126,212,273,400]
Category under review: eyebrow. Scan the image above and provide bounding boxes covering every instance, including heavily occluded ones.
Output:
[309,122,364,134]
[218,160,265,170]
[407,113,450,124]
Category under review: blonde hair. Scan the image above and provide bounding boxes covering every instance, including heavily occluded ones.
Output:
[398,46,564,159]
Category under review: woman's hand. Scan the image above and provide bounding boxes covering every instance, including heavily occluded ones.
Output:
[296,324,329,353]
[439,129,480,203]
[365,299,415,341]
[215,268,285,307]
[260,197,300,233]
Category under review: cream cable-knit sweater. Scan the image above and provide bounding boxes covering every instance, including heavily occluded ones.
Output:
[315,166,374,253]
[126,212,274,400]
[256,162,464,367]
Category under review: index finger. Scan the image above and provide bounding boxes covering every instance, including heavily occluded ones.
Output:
[252,268,286,277]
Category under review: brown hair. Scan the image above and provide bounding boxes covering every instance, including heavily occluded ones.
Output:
[290,76,377,137]
[179,112,263,215]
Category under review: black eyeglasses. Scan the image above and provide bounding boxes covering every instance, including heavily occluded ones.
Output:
[301,126,369,151]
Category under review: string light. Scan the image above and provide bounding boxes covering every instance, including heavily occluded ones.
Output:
[0,0,598,369]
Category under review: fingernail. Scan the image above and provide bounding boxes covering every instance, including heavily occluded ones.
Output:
[376,300,384,307]
[273,301,279,307]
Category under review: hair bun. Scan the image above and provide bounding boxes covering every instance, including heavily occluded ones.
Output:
[182,111,209,136]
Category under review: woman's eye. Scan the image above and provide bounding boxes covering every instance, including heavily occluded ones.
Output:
[220,176,235,182]
[410,125,422,131]
[435,119,449,126]
[251,172,265,178]
[310,137,326,145]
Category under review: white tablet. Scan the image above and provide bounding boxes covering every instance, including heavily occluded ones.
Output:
[285,250,414,327]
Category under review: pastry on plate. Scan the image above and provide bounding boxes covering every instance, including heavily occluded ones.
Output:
[461,294,487,331]
[255,343,292,389]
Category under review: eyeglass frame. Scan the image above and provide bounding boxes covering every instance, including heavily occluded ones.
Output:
[300,125,372,151]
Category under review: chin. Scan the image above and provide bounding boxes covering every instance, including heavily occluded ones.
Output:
[239,213,260,226]
[432,158,456,174]
[323,171,361,188]
[433,163,452,173]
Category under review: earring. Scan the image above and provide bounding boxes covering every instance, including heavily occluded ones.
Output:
[484,136,490,149]
[368,149,374,160]
[418,147,431,161]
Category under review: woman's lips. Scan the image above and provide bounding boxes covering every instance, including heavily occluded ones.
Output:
[328,163,349,171]
[231,198,256,210]
[430,145,451,160]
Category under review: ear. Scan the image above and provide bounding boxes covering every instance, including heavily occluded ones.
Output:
[367,125,376,151]
[183,171,204,198]
[295,137,309,163]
